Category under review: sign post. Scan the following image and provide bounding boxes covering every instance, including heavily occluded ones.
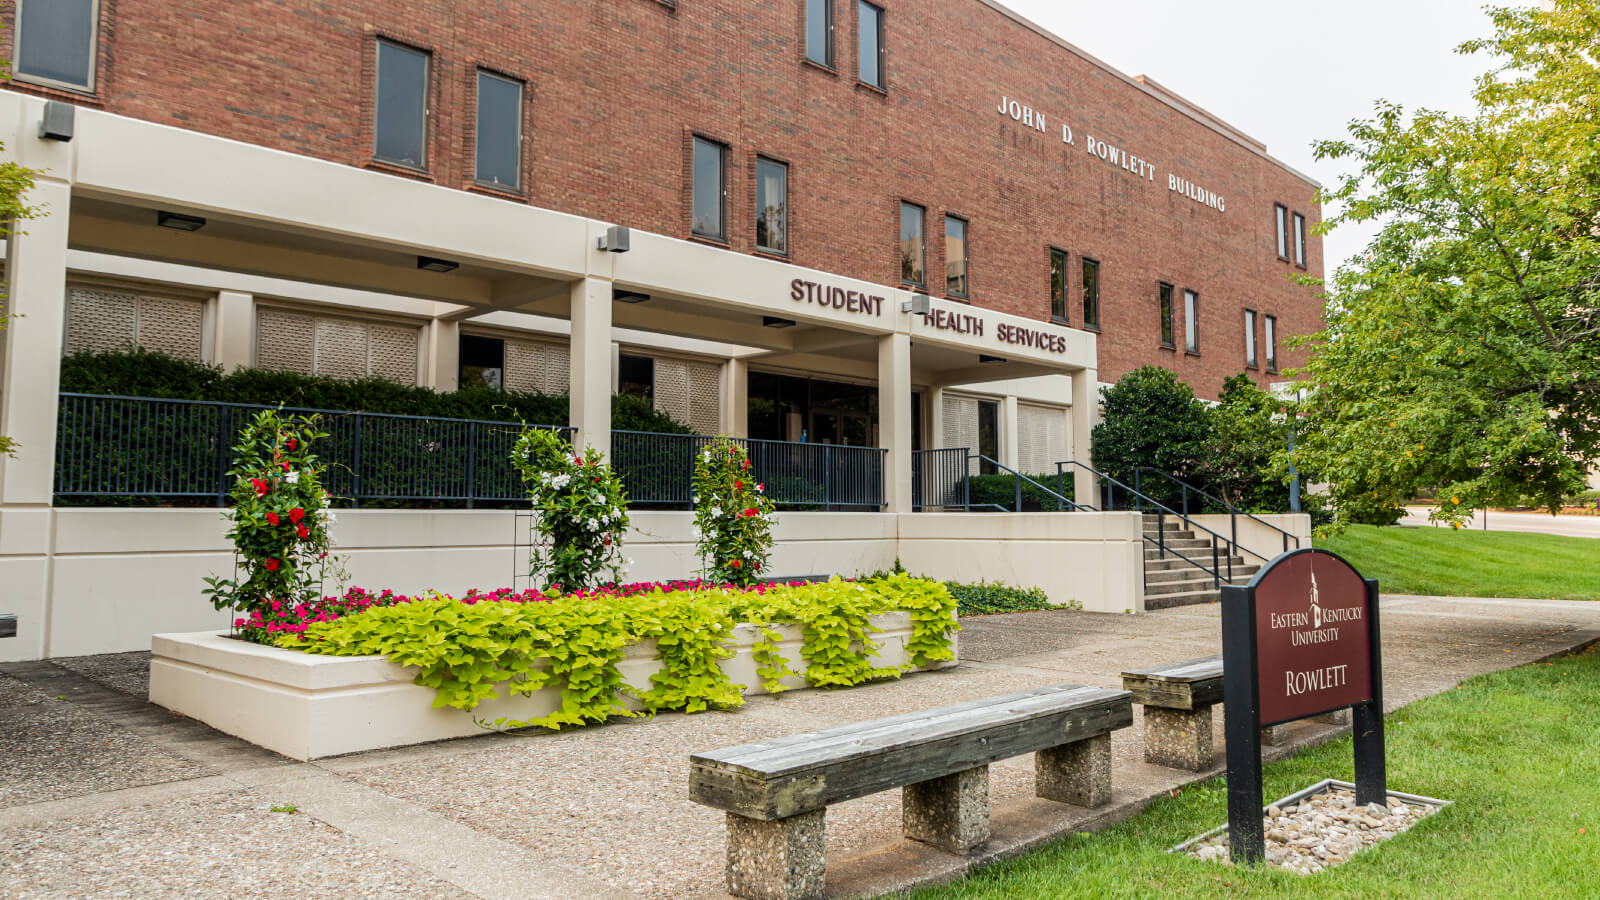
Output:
[1221,548,1385,864]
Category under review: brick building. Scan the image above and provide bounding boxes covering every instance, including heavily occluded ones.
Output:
[0,0,1318,658]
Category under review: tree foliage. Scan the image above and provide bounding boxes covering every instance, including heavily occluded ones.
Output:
[1293,1,1600,528]
[1201,374,1292,513]
[1090,366,1212,509]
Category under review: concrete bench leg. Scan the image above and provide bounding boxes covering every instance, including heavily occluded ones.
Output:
[1314,708,1351,726]
[1035,732,1112,807]
[903,765,990,853]
[725,810,826,900]
[1260,724,1287,746]
[1143,704,1214,771]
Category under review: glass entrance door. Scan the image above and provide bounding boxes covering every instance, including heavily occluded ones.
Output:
[810,408,870,446]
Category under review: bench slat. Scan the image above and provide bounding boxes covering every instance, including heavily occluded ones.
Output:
[689,683,1132,821]
[1121,655,1224,710]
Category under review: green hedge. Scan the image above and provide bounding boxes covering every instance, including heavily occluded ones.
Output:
[943,580,1057,616]
[59,348,693,434]
[967,472,1073,511]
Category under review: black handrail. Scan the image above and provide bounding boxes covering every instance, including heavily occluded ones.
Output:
[974,454,1089,512]
[1057,460,1237,589]
[1131,466,1300,559]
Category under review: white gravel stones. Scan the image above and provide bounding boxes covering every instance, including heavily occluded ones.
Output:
[1185,787,1440,875]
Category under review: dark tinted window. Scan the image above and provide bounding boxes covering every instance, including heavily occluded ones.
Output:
[900,202,924,286]
[1265,315,1278,371]
[945,216,968,298]
[375,41,430,169]
[692,137,726,241]
[16,0,97,90]
[977,401,999,475]
[756,158,788,255]
[1082,258,1100,329]
[459,335,505,390]
[618,355,654,400]
[1159,283,1175,348]
[806,0,833,66]
[858,2,884,88]
[1050,249,1067,322]
[475,71,522,189]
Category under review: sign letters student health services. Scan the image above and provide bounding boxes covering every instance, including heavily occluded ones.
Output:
[1221,549,1387,864]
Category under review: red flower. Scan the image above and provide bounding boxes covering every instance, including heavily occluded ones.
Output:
[730,560,743,569]
[297,525,311,539]
[281,461,291,472]
[735,480,743,489]
[742,459,751,471]
[742,507,757,518]
[603,537,611,546]
[289,508,306,524]
[287,438,297,451]
[250,478,269,497]
[264,558,280,572]
[573,456,584,466]
[266,512,281,526]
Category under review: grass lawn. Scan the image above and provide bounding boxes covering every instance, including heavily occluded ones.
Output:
[907,645,1600,899]
[1312,524,1600,601]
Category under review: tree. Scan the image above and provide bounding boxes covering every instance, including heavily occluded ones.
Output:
[1091,366,1212,509]
[1201,374,1291,513]
[1291,0,1600,528]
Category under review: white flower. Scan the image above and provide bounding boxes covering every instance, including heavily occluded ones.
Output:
[587,517,600,531]
[326,513,338,526]
[710,506,722,518]
[284,471,300,485]
[742,549,754,558]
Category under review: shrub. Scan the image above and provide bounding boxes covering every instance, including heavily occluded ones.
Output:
[202,410,345,631]
[693,439,776,585]
[967,472,1072,510]
[942,580,1055,616]
[511,427,630,590]
[1091,366,1213,508]
[278,575,960,730]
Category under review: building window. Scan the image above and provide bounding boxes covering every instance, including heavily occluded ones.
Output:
[459,335,506,390]
[692,136,727,242]
[945,216,968,299]
[806,0,833,67]
[475,71,523,190]
[977,399,999,475]
[1265,314,1278,372]
[899,201,925,287]
[858,1,884,89]
[1081,258,1101,330]
[618,354,655,401]
[15,0,99,92]
[1184,290,1199,352]
[755,157,788,255]
[1244,308,1258,368]
[1158,282,1175,348]
[374,40,430,170]
[1050,249,1068,323]
[1293,212,1307,267]
[1274,203,1289,260]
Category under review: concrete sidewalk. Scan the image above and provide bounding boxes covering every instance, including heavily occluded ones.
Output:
[4,594,1599,899]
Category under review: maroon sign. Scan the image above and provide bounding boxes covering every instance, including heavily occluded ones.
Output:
[1254,552,1372,724]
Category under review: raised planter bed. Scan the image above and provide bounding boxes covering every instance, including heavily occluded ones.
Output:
[150,611,957,760]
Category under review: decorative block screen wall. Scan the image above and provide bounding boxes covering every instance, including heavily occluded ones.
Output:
[64,286,204,360]
[255,308,421,384]
[504,338,570,395]
[654,357,721,435]
[1017,402,1069,475]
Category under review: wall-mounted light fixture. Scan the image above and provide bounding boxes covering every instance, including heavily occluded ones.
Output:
[417,256,460,273]
[901,293,931,315]
[39,101,75,142]
[156,211,207,232]
[597,225,631,253]
[614,289,651,304]
[979,354,1007,364]
[762,316,797,329]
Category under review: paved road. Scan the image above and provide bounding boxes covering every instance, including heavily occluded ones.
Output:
[1402,506,1600,538]
[3,595,1598,899]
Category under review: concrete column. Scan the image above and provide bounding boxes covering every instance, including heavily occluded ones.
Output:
[568,277,612,456]
[1071,366,1098,508]
[878,333,912,513]
[0,180,71,505]
[1001,394,1020,471]
[212,291,255,371]
[424,318,460,392]
[928,386,945,449]
[720,357,748,438]
[609,341,621,393]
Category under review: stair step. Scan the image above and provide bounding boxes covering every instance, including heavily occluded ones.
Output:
[1144,588,1223,610]
[1144,556,1250,572]
[1144,565,1260,585]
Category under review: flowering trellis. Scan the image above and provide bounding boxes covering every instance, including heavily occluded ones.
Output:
[511,427,630,590]
[203,409,343,638]
[692,439,776,587]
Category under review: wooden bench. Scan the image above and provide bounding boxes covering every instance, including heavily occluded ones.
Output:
[689,683,1133,900]
[1121,655,1346,771]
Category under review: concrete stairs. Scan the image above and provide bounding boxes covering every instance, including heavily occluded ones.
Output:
[1141,515,1260,610]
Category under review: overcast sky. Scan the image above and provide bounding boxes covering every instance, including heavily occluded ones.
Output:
[1001,0,1497,273]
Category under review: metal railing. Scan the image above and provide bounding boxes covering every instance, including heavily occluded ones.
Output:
[1131,466,1300,561]
[610,430,885,510]
[1057,460,1244,589]
[54,393,572,506]
[912,447,970,511]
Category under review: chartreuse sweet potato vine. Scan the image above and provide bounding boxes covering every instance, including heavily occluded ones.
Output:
[277,573,959,731]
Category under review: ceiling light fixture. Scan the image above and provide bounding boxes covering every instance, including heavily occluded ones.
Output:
[417,256,460,273]
[156,211,206,232]
[762,316,797,329]
[979,354,1007,364]
[614,289,651,304]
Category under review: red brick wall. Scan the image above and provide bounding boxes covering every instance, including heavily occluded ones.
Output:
[2,0,1323,399]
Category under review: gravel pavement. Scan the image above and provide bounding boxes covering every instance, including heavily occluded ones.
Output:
[3,594,1598,899]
